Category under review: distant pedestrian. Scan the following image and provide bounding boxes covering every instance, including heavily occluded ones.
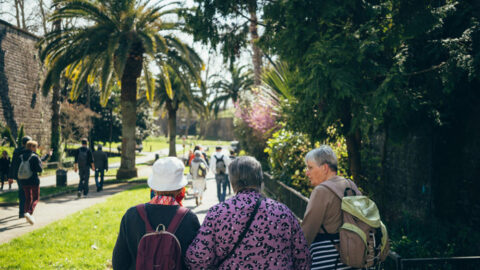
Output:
[74,139,94,198]
[93,144,108,192]
[200,146,209,166]
[190,150,208,206]
[0,151,11,190]
[210,146,231,202]
[112,157,200,269]
[226,149,237,195]
[185,156,311,269]
[18,140,43,225]
[8,136,31,218]
[188,146,201,166]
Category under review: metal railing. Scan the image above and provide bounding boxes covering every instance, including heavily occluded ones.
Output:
[387,251,480,269]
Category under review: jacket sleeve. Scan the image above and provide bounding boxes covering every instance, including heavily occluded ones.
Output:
[112,214,132,270]
[88,150,94,167]
[290,212,312,269]
[185,207,218,269]
[104,153,108,170]
[301,187,331,246]
[8,149,19,179]
[74,149,79,163]
[31,155,43,174]
[209,155,215,174]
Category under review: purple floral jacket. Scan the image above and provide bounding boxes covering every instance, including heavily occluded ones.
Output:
[185,190,311,269]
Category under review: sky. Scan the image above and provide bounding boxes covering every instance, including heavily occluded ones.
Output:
[0,0,255,85]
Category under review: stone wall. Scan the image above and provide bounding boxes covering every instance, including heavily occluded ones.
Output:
[0,20,51,148]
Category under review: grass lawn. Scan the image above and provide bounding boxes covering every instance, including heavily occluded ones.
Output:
[0,182,150,269]
[96,136,232,154]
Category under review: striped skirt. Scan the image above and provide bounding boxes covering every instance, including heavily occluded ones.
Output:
[310,234,352,270]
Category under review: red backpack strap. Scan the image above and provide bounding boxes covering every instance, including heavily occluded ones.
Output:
[167,207,189,234]
[136,204,154,233]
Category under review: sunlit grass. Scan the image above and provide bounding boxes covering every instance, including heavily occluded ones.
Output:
[0,182,150,269]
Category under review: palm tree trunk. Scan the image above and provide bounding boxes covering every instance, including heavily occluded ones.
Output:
[116,53,143,179]
[248,4,262,86]
[167,101,177,157]
[50,11,61,162]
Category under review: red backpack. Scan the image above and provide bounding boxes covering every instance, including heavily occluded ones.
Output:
[135,204,188,270]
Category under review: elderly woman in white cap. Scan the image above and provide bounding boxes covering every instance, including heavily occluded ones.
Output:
[190,150,209,206]
[112,157,200,270]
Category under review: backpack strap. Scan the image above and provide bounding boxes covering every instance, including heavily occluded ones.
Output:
[167,207,189,234]
[321,178,361,200]
[136,204,154,233]
[216,196,265,268]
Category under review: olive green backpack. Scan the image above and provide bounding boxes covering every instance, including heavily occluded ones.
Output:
[321,179,390,268]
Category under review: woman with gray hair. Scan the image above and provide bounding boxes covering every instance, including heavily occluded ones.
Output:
[185,156,311,269]
[302,145,360,270]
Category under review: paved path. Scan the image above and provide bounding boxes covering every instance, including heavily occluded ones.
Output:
[2,145,183,192]
[0,167,230,244]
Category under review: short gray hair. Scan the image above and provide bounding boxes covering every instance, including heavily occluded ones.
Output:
[305,145,338,172]
[228,156,263,192]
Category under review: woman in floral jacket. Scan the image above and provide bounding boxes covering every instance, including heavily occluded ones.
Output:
[185,156,311,269]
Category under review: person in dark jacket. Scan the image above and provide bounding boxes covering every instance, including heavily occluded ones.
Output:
[19,140,43,225]
[8,136,31,218]
[0,150,11,190]
[93,144,108,192]
[74,139,94,198]
[112,157,200,270]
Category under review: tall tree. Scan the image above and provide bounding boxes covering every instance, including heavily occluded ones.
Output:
[210,64,253,116]
[49,3,62,162]
[39,0,184,179]
[183,0,264,85]
[156,66,204,156]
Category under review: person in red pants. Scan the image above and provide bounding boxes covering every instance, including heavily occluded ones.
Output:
[18,140,43,225]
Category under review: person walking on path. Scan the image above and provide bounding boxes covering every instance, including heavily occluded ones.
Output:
[0,151,11,190]
[226,149,237,195]
[190,150,208,206]
[93,144,108,192]
[74,139,94,198]
[301,145,359,270]
[209,146,231,202]
[8,136,31,218]
[112,157,200,270]
[185,156,311,269]
[18,141,43,225]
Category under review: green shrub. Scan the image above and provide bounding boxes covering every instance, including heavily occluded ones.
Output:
[233,121,270,167]
[265,129,312,196]
[265,128,351,197]
[389,215,480,259]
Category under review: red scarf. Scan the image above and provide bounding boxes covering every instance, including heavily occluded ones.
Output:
[149,187,186,206]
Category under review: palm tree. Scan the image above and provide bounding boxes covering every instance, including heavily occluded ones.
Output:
[157,67,204,156]
[210,65,253,116]
[39,0,186,179]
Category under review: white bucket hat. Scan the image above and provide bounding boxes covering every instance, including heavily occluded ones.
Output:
[148,157,187,191]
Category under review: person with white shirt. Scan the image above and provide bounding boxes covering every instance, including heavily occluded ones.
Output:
[210,146,231,202]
